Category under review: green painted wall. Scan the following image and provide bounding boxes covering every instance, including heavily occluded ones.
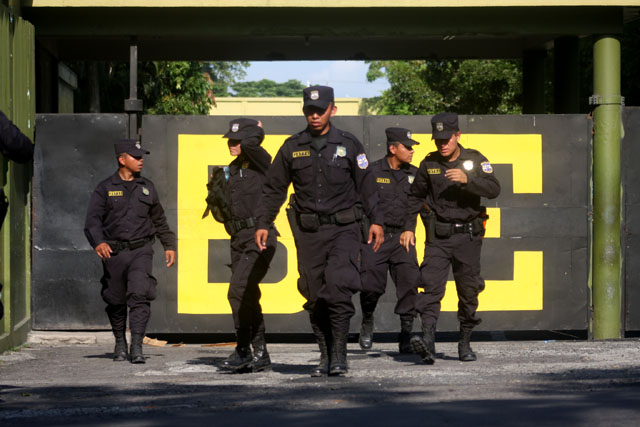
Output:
[0,5,34,353]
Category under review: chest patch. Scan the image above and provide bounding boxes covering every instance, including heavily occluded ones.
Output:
[481,161,494,173]
[108,191,123,197]
[376,177,391,184]
[408,175,415,184]
[427,168,441,175]
[293,150,310,158]
[142,187,150,196]
[336,146,347,157]
[463,160,474,171]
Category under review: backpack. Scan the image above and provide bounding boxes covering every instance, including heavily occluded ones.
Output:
[202,166,232,224]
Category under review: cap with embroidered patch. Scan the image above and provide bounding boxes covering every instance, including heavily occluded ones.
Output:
[303,85,334,110]
[431,112,459,140]
[223,118,261,140]
[385,127,420,147]
[114,139,149,157]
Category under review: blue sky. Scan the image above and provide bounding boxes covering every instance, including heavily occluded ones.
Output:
[239,61,390,98]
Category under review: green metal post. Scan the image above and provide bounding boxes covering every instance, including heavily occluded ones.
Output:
[591,36,622,339]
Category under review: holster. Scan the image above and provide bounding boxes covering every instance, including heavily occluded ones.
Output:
[286,194,304,239]
[422,210,437,243]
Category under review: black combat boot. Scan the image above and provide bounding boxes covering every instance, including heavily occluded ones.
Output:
[221,328,253,372]
[112,329,128,362]
[410,323,435,365]
[251,328,272,373]
[458,326,477,362]
[129,332,145,364]
[329,331,348,376]
[359,311,374,351]
[310,321,330,377]
[398,318,414,353]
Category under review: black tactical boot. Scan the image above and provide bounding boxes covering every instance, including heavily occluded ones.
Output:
[310,322,330,377]
[329,332,348,376]
[251,328,272,373]
[398,318,413,354]
[410,323,435,365]
[112,329,128,362]
[221,328,253,372]
[129,332,145,364]
[359,311,374,351]
[458,326,477,362]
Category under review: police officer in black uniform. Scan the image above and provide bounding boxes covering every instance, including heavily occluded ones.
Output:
[401,113,500,364]
[84,139,176,364]
[218,118,277,373]
[254,85,384,377]
[358,127,420,353]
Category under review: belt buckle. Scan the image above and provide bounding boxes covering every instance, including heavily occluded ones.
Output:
[453,223,464,232]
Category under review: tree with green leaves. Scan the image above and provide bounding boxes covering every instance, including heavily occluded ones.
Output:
[367,60,522,115]
[231,79,306,97]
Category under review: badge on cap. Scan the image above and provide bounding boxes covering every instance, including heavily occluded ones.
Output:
[436,123,444,132]
[232,123,239,132]
[135,142,141,149]
[357,153,369,169]
[481,161,494,173]
[310,90,319,100]
[336,146,346,157]
[408,175,415,184]
[142,187,150,196]
[463,160,474,171]
[407,131,412,139]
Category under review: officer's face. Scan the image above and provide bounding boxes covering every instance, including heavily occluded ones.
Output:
[303,103,336,136]
[119,153,143,173]
[227,140,242,157]
[434,132,461,159]
[389,143,414,164]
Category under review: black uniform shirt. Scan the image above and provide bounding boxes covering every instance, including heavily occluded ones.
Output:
[256,125,381,229]
[226,127,272,220]
[369,157,418,228]
[407,144,500,231]
[84,172,176,250]
[0,109,34,163]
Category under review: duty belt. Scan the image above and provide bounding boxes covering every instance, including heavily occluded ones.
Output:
[225,216,257,234]
[110,236,154,251]
[383,224,404,234]
[435,218,484,239]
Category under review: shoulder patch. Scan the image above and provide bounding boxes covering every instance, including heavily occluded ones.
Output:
[108,190,123,197]
[481,161,494,173]
[357,153,369,169]
[292,150,310,158]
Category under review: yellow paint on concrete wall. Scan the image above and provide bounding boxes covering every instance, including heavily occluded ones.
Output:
[211,97,364,117]
[178,131,543,315]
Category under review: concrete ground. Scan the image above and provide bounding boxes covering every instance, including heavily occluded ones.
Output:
[1,332,639,426]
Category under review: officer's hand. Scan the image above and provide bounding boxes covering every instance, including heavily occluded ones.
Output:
[445,168,468,184]
[255,228,269,251]
[257,121,263,128]
[95,242,113,260]
[368,224,384,252]
[399,231,415,253]
[165,250,176,268]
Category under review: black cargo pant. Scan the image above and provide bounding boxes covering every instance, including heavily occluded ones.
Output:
[100,243,157,334]
[227,226,277,331]
[416,233,485,329]
[295,222,361,334]
[360,231,419,321]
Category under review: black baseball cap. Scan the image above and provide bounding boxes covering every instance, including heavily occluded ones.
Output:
[303,85,334,110]
[385,127,420,147]
[114,139,149,157]
[431,112,460,140]
[223,118,260,139]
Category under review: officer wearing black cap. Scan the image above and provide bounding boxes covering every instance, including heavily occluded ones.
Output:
[255,85,384,377]
[84,139,176,364]
[400,112,500,364]
[217,118,277,373]
[358,127,420,353]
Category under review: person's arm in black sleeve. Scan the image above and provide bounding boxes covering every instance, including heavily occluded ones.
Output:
[0,110,34,163]
[84,183,108,249]
[240,125,272,174]
[464,154,501,199]
[149,187,176,251]
[405,160,430,233]
[255,146,290,229]
[350,140,382,226]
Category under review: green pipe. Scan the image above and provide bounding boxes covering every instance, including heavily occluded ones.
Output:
[592,36,622,339]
